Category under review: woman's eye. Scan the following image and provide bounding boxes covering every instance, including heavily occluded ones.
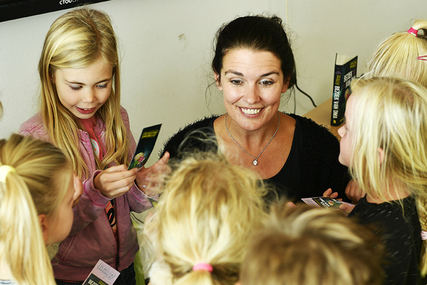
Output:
[97,84,108,89]
[230,79,243,85]
[260,80,274,86]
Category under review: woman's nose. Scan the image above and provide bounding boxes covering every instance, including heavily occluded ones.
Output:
[244,84,260,104]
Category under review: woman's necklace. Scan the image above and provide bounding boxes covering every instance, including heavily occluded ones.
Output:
[224,113,280,166]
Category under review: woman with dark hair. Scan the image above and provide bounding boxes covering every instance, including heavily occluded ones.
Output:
[161,15,349,203]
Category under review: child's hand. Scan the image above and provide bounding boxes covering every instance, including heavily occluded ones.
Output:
[323,188,341,200]
[94,165,138,199]
[339,203,355,216]
[345,180,365,204]
[136,152,171,197]
[73,173,83,207]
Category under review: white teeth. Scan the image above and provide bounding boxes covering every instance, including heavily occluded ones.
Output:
[241,108,261,115]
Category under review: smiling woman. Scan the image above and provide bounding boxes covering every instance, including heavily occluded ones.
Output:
[161,15,351,204]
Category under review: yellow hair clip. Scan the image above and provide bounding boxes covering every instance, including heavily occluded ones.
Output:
[0,165,16,183]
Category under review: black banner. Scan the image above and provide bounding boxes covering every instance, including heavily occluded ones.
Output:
[0,0,111,22]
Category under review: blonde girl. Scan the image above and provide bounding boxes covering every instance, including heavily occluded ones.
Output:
[144,153,267,285]
[338,77,427,285]
[347,20,427,203]
[368,20,427,87]
[239,204,384,285]
[18,6,169,284]
[0,134,74,285]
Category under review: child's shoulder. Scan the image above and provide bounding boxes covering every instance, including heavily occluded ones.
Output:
[18,113,50,141]
[352,196,418,226]
[119,105,130,125]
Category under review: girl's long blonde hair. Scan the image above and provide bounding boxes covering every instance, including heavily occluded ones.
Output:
[145,153,267,285]
[368,20,427,88]
[38,6,129,178]
[349,77,427,275]
[0,134,71,285]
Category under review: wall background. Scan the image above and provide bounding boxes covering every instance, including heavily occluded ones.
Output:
[1,0,426,165]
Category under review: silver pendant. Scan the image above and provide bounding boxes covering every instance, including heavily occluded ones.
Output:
[253,159,258,166]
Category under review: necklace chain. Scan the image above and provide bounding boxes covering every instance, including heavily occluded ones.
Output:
[224,113,280,166]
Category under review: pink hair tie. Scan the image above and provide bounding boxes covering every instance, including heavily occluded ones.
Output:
[418,55,427,61]
[408,27,418,36]
[422,231,427,240]
[193,263,213,272]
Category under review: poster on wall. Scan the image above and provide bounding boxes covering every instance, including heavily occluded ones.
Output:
[0,0,110,23]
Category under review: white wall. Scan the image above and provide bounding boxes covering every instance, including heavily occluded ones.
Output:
[1,0,426,165]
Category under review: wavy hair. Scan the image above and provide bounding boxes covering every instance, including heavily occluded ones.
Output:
[38,6,129,178]
[368,20,427,88]
[0,134,72,285]
[240,204,385,285]
[145,153,267,285]
[349,77,427,275]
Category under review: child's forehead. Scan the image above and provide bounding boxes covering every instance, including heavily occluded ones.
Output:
[345,94,357,114]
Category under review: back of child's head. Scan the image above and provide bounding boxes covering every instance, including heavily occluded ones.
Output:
[240,204,384,285]
[0,134,72,285]
[146,153,267,285]
[37,6,129,178]
[348,77,427,201]
[368,20,427,88]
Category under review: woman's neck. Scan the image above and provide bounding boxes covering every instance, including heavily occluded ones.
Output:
[225,112,282,147]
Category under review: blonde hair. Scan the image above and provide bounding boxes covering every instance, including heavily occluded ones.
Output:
[0,134,72,285]
[145,153,267,285]
[241,204,385,285]
[38,6,129,178]
[368,20,427,88]
[349,77,427,275]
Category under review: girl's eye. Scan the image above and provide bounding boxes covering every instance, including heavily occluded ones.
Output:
[97,84,108,89]
[70,85,82,91]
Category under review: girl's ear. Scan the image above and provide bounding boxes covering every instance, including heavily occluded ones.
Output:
[378,147,385,164]
[38,214,49,244]
[215,73,223,91]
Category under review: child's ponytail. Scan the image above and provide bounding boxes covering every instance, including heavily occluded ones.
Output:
[174,268,216,285]
[0,134,71,285]
[0,165,55,285]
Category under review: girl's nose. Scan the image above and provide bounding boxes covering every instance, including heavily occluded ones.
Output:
[337,125,345,138]
[82,89,95,103]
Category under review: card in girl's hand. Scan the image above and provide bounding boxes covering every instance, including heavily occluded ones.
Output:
[301,197,354,208]
[83,259,120,285]
[128,124,162,170]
